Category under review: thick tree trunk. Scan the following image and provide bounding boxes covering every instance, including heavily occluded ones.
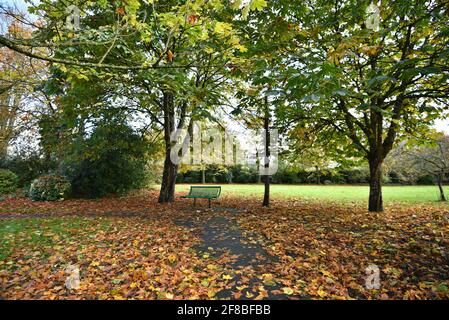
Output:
[262,97,270,207]
[368,157,384,212]
[158,91,178,203]
[159,151,178,203]
[437,173,447,202]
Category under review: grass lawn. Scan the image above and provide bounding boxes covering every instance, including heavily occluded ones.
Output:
[175,184,449,205]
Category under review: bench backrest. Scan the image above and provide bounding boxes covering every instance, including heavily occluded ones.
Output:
[189,186,221,198]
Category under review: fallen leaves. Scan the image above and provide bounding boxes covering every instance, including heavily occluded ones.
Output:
[0,212,234,299]
[235,198,449,300]
[0,190,448,300]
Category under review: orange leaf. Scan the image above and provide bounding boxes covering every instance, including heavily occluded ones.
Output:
[167,50,174,62]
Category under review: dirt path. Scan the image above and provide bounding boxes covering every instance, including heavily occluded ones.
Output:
[176,207,294,300]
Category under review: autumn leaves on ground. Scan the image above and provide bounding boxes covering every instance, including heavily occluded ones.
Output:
[1,189,448,300]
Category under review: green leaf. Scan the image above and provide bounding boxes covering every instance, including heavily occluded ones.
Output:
[250,0,268,11]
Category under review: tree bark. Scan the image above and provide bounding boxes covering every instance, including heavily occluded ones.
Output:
[158,91,178,203]
[201,168,206,184]
[256,150,262,184]
[262,97,270,207]
[437,173,447,202]
[368,156,384,212]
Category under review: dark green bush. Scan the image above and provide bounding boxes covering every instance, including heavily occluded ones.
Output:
[231,165,259,183]
[417,174,435,185]
[0,169,18,194]
[3,153,57,187]
[29,175,71,201]
[63,122,150,198]
[272,168,301,184]
[339,168,370,184]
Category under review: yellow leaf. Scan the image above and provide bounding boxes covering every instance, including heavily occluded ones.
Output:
[214,22,232,35]
[168,254,177,264]
[282,287,294,295]
[250,0,267,11]
[317,289,327,297]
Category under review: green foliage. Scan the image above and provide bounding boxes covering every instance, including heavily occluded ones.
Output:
[63,121,151,198]
[3,154,57,187]
[29,175,71,201]
[0,169,18,195]
[417,175,435,185]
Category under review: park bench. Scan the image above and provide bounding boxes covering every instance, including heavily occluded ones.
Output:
[181,186,222,208]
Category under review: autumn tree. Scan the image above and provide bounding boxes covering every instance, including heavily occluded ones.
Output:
[0,0,265,202]
[387,134,449,201]
[281,0,449,211]
[231,0,295,206]
[0,21,48,161]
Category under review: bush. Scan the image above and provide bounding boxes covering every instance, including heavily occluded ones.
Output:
[63,122,150,198]
[417,174,435,185]
[0,169,18,194]
[3,153,57,187]
[339,168,370,184]
[230,165,258,183]
[29,175,71,201]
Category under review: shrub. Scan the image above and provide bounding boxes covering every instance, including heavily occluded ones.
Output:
[4,153,57,187]
[0,169,18,194]
[417,174,435,185]
[29,175,71,201]
[63,122,150,198]
[230,165,258,183]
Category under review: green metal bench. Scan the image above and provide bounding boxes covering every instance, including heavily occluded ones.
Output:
[181,186,222,208]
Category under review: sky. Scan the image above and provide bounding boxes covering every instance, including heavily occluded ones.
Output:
[2,0,448,136]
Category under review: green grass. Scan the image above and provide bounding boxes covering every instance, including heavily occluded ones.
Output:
[175,184,449,205]
[0,217,110,261]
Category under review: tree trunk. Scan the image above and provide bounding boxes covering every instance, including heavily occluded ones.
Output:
[0,142,7,163]
[437,173,447,202]
[158,91,178,203]
[159,151,178,203]
[201,168,206,184]
[256,149,262,184]
[368,157,384,212]
[262,96,270,207]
